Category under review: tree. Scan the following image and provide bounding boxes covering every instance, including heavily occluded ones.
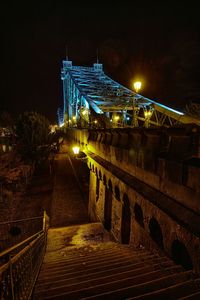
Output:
[0,111,14,129]
[15,111,52,164]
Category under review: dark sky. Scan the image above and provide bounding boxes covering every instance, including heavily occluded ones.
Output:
[1,1,200,122]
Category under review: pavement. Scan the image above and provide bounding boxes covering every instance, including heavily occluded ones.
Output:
[50,153,89,227]
[44,223,111,262]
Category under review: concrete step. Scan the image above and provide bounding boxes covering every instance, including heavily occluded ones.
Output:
[127,278,200,299]
[37,256,170,284]
[36,259,175,289]
[179,289,200,299]
[36,270,194,299]
[41,248,151,270]
[79,271,194,300]
[33,223,200,300]
[34,265,183,297]
[39,253,159,275]
[43,246,150,264]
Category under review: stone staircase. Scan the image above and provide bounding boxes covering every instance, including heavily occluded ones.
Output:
[33,223,200,300]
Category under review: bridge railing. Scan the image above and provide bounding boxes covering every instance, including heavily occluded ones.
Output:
[0,211,49,300]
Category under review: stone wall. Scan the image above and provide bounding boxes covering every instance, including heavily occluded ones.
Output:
[88,159,200,273]
[67,127,200,273]
[69,127,200,214]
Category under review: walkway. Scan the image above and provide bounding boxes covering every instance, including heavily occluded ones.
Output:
[50,153,89,227]
[34,224,200,300]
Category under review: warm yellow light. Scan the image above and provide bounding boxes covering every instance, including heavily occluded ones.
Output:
[94,120,98,124]
[82,109,87,116]
[72,146,80,155]
[114,116,120,121]
[144,108,153,118]
[134,81,142,93]
[59,123,64,128]
[72,116,76,120]
[69,119,71,123]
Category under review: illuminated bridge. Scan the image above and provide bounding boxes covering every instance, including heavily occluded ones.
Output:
[59,60,200,128]
[59,59,200,279]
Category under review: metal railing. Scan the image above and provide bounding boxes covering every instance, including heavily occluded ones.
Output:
[0,211,49,300]
[0,216,44,252]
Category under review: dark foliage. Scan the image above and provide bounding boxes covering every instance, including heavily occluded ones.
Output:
[15,111,52,164]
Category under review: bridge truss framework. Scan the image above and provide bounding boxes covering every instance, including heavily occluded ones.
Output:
[59,60,200,128]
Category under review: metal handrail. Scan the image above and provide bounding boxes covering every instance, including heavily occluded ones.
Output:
[0,232,44,275]
[0,210,49,300]
[0,230,43,259]
[0,215,44,252]
[0,216,43,226]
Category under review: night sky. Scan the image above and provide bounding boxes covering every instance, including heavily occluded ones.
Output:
[1,1,200,123]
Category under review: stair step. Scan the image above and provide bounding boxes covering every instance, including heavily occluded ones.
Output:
[43,247,150,264]
[34,265,183,297]
[37,256,170,283]
[127,278,200,300]
[36,258,174,289]
[36,269,194,299]
[33,223,200,300]
[179,290,200,299]
[35,260,176,291]
[39,253,158,274]
[41,249,151,270]
[79,271,194,300]
[39,256,145,277]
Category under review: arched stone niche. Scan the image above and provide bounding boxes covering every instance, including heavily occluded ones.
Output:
[149,217,164,249]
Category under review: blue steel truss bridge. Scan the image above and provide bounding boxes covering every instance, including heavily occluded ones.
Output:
[58,60,200,128]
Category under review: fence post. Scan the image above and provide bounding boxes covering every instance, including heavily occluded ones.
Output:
[9,254,15,300]
[43,211,46,231]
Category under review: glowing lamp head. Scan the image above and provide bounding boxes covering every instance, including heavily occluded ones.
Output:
[94,120,98,124]
[82,109,87,116]
[114,115,120,121]
[133,81,142,93]
[72,146,80,155]
[72,116,76,121]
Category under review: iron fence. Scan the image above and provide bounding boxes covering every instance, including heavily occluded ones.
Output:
[0,211,49,300]
[0,216,43,252]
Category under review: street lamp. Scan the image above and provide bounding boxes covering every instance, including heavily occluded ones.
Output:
[114,115,120,121]
[144,106,154,127]
[72,146,80,155]
[133,81,142,93]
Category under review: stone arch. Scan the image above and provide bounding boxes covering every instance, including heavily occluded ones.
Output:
[99,170,102,180]
[134,203,144,228]
[149,217,164,249]
[171,239,193,270]
[96,175,100,202]
[114,185,120,201]
[121,193,131,244]
[108,179,113,192]
[104,177,113,231]
[103,174,107,186]
[95,167,98,175]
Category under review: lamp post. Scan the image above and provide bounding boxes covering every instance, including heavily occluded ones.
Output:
[133,81,142,93]
[144,106,153,128]
[132,81,142,127]
[72,146,80,155]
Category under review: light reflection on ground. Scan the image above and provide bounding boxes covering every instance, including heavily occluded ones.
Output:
[44,223,114,262]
